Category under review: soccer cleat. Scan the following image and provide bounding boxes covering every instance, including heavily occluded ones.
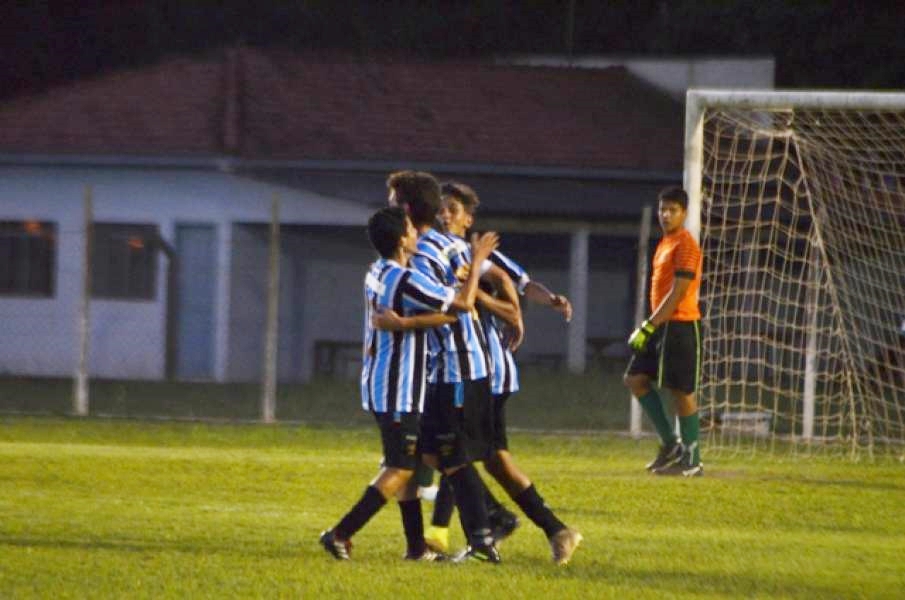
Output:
[488,509,520,543]
[404,547,447,562]
[653,452,704,477]
[424,525,450,554]
[319,529,352,560]
[452,543,502,564]
[549,526,583,566]
[682,463,704,477]
[645,441,684,472]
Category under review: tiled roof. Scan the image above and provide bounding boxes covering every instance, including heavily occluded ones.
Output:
[0,47,683,171]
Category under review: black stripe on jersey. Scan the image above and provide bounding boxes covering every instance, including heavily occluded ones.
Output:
[421,236,446,253]
[474,313,492,375]
[489,251,521,281]
[501,332,512,392]
[451,317,471,380]
[384,271,409,413]
[415,251,446,283]
[406,283,446,311]
[412,329,425,409]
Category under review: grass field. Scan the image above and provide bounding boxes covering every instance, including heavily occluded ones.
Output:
[1,417,903,599]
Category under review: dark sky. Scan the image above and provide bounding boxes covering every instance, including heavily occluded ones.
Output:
[2,1,903,100]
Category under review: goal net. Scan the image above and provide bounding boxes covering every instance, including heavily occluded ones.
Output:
[685,90,905,457]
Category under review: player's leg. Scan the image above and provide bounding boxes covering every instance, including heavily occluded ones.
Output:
[483,392,520,542]
[425,381,498,563]
[624,330,682,470]
[483,448,581,564]
[654,321,703,477]
[425,467,517,552]
[424,474,454,552]
[481,392,581,565]
[320,412,421,560]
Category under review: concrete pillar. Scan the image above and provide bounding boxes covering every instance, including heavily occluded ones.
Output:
[214,221,232,382]
[567,227,589,373]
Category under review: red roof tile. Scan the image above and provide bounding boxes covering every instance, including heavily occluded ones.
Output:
[0,47,683,171]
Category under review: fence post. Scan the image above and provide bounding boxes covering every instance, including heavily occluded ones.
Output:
[261,195,280,423]
[630,205,653,437]
[73,186,93,416]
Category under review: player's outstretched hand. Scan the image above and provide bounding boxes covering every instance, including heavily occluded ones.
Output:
[551,294,573,323]
[470,231,499,263]
[372,307,403,331]
[628,319,656,351]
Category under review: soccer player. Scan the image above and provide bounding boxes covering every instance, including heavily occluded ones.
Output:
[378,182,583,565]
[386,170,519,563]
[624,186,704,477]
[319,206,498,561]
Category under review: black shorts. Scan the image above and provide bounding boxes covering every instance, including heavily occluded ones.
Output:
[490,392,511,451]
[625,320,701,394]
[373,411,420,471]
[421,378,494,469]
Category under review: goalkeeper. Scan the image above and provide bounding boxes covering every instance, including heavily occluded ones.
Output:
[624,186,704,477]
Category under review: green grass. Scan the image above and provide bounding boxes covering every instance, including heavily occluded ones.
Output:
[0,417,903,599]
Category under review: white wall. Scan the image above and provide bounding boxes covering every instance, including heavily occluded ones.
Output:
[0,165,370,380]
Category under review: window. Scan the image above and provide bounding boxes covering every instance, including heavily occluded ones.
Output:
[92,223,158,300]
[0,220,56,296]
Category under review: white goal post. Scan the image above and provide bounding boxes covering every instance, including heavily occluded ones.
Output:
[684,90,905,455]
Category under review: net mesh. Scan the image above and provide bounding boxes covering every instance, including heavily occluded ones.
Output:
[698,105,905,456]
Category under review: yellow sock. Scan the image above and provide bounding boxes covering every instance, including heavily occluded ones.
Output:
[424,526,449,553]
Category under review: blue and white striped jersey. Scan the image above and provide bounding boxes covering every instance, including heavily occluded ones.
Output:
[360,258,455,414]
[481,250,531,395]
[410,228,491,384]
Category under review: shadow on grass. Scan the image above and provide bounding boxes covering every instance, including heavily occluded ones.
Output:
[0,535,303,559]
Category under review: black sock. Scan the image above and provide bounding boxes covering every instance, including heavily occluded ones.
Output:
[484,481,505,515]
[398,498,426,556]
[334,485,386,540]
[447,464,491,546]
[431,475,456,527]
[513,484,565,538]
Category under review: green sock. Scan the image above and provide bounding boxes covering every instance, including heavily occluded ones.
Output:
[638,389,678,446]
[679,413,700,465]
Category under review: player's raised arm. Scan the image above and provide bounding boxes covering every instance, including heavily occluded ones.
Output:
[523,280,573,323]
[446,231,498,312]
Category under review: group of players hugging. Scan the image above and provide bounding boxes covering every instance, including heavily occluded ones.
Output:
[320,171,704,566]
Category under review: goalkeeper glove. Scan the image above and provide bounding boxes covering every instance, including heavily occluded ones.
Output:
[628,319,657,351]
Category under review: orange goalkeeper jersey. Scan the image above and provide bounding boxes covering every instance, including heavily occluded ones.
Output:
[650,228,702,322]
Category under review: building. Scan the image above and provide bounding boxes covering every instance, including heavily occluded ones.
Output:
[0,47,770,383]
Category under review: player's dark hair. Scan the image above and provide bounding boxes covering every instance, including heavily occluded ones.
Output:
[441,181,480,215]
[386,170,441,227]
[367,206,407,259]
[658,186,688,210]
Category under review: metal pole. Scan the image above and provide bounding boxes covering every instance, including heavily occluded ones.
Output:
[261,195,280,423]
[630,205,653,437]
[73,186,93,416]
